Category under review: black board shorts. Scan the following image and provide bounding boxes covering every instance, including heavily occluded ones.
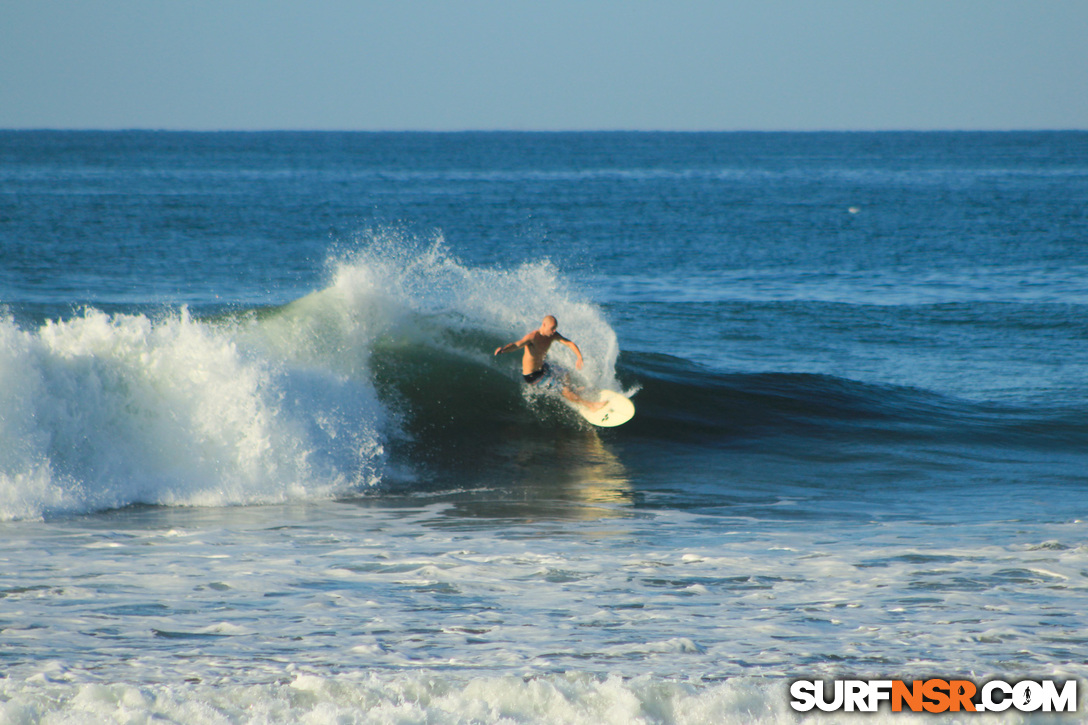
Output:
[523,363,562,390]
[523,363,550,384]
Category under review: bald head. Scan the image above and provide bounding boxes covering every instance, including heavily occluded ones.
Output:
[540,315,557,335]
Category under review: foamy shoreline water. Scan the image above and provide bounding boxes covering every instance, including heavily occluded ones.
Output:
[3,502,1086,681]
[3,501,1087,723]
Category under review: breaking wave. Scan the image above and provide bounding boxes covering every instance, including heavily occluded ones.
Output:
[0,238,621,520]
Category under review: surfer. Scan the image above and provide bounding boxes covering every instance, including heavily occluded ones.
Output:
[494,315,605,411]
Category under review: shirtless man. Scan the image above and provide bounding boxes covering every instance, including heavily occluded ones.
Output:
[494,315,605,410]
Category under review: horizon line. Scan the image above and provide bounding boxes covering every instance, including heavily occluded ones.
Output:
[3,127,1087,134]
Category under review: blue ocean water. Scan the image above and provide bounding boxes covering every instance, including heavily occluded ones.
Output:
[1,131,1087,722]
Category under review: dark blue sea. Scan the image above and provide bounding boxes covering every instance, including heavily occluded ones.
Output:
[1,131,1087,722]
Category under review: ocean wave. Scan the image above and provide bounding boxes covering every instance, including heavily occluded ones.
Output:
[621,351,946,440]
[4,237,1083,521]
[0,239,623,520]
[620,351,1088,455]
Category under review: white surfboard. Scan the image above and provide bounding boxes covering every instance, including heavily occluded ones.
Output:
[570,389,635,427]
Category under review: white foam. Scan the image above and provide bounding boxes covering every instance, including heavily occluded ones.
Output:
[3,670,1071,724]
[3,502,1087,722]
[0,673,797,725]
[0,307,384,521]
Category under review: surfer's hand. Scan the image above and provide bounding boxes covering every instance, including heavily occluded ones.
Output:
[494,346,503,356]
[575,359,584,370]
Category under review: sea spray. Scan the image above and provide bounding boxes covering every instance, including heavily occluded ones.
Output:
[324,234,622,390]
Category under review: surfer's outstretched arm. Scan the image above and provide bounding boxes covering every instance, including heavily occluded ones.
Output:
[494,332,533,356]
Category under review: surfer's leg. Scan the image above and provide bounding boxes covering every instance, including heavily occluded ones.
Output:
[561,384,606,411]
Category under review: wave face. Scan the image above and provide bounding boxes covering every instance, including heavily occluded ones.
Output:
[623,350,1087,452]
[0,239,624,520]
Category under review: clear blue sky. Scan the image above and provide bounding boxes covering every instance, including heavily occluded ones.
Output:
[2,0,1086,131]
